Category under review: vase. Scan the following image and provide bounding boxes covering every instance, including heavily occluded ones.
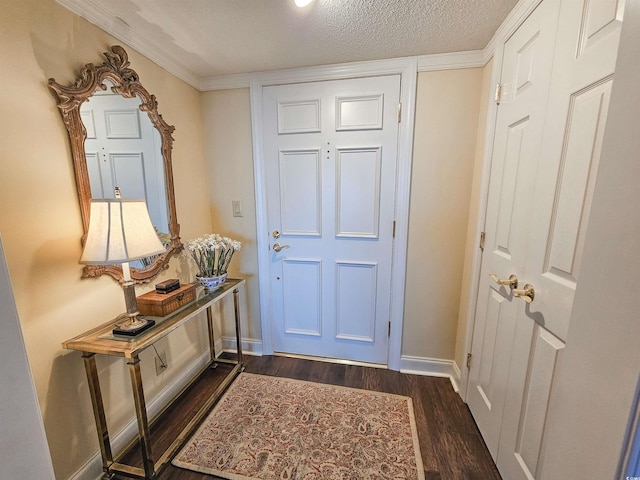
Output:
[195,273,228,289]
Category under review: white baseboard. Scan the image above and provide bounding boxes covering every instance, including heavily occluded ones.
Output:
[67,454,101,480]
[215,337,224,357]
[221,336,263,356]
[69,349,211,480]
[451,361,462,393]
[400,355,460,392]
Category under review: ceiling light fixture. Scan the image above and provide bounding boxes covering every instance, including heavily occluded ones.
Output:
[294,0,313,7]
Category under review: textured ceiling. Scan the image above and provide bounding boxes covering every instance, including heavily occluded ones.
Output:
[59,0,518,81]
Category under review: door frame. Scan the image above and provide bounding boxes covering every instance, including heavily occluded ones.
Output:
[250,57,417,370]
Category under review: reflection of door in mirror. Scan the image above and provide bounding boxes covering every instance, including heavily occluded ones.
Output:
[81,88,169,236]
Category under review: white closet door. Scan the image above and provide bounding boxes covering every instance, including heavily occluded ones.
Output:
[466,0,562,458]
[496,0,624,478]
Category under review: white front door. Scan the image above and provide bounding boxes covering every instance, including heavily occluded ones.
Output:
[262,75,401,364]
[467,0,562,458]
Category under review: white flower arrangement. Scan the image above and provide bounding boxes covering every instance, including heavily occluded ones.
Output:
[186,233,242,277]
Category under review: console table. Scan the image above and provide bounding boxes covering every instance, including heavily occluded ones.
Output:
[62,279,245,479]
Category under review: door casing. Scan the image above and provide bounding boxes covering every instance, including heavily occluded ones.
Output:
[250,58,418,370]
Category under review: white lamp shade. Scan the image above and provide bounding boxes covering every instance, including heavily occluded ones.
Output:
[80,199,166,264]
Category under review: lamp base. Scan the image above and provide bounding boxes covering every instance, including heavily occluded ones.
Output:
[113,316,156,336]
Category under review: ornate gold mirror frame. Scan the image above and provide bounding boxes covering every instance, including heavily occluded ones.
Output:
[49,45,182,283]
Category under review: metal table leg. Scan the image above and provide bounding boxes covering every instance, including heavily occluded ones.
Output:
[127,355,154,478]
[206,306,217,365]
[233,288,243,367]
[82,352,114,474]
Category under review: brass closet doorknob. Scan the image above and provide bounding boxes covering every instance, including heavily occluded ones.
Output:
[513,284,535,303]
[489,273,518,289]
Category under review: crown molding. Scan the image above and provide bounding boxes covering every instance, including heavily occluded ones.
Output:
[55,0,201,90]
[482,34,498,65]
[202,51,488,91]
[416,50,485,72]
[200,73,251,91]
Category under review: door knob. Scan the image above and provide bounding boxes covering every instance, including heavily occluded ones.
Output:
[513,284,535,303]
[273,243,290,252]
[489,273,518,289]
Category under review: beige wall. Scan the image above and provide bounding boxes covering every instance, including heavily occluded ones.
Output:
[200,89,260,342]
[200,69,485,361]
[402,68,484,359]
[453,59,494,372]
[0,0,213,478]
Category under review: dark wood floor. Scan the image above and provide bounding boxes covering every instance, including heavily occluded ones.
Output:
[115,355,501,480]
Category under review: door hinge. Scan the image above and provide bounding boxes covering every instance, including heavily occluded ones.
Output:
[479,231,486,251]
[388,321,391,337]
[397,102,402,123]
[466,353,472,369]
[392,220,396,238]
[494,83,503,105]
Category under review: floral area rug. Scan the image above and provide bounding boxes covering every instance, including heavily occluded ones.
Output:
[173,373,425,480]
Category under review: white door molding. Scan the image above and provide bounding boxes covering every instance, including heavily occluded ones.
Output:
[250,57,417,370]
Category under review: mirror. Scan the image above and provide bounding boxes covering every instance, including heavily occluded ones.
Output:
[49,45,182,283]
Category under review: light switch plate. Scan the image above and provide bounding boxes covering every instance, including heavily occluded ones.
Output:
[232,200,243,217]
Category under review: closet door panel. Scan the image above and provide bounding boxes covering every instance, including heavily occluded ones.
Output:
[496,1,623,479]
[466,0,562,459]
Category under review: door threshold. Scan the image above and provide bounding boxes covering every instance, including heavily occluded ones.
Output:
[274,352,388,369]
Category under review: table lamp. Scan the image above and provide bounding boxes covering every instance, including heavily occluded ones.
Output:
[79,191,165,335]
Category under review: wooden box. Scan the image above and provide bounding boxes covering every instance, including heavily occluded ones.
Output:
[137,283,196,317]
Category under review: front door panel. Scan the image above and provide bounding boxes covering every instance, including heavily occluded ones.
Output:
[262,75,401,364]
